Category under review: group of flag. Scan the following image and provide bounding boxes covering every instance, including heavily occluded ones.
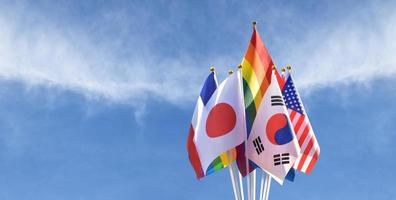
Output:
[187,24,320,185]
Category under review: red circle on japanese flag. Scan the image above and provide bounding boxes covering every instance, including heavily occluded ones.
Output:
[206,103,236,138]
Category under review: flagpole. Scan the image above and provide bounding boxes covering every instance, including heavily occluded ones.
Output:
[249,170,257,200]
[259,172,266,200]
[236,66,245,200]
[247,174,251,200]
[226,69,239,200]
[238,168,245,200]
[264,175,271,200]
[247,21,258,200]
[226,69,244,200]
[231,65,245,200]
[228,152,241,200]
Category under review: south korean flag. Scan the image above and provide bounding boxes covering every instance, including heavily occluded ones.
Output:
[246,70,300,184]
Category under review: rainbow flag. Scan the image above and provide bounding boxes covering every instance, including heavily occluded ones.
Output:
[237,24,276,176]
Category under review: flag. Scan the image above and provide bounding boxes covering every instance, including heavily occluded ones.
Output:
[280,68,296,182]
[282,70,320,174]
[246,71,300,184]
[187,70,246,179]
[236,25,275,176]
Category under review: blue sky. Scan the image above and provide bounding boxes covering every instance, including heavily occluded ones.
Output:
[0,0,395,199]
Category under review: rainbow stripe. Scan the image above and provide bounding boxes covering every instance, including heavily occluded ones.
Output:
[205,148,237,175]
[241,28,274,135]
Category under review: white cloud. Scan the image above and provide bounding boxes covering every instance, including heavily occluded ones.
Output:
[0,3,212,107]
[279,2,396,93]
[0,3,241,109]
[0,2,395,108]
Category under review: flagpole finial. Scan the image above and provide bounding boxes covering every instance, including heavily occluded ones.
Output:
[286,65,292,71]
[210,66,215,72]
[238,65,242,69]
[272,65,276,70]
[252,21,257,29]
[228,70,234,75]
[281,66,286,72]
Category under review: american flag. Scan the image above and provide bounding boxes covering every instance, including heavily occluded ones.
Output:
[281,72,320,174]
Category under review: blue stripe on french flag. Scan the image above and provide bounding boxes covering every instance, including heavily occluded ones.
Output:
[199,72,217,105]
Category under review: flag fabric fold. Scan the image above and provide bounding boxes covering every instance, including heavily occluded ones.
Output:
[187,70,247,179]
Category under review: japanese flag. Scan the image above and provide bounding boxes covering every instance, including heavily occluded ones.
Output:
[188,70,246,178]
[246,70,300,184]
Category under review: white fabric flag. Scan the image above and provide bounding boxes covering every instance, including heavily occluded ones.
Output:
[246,71,300,184]
[193,70,247,175]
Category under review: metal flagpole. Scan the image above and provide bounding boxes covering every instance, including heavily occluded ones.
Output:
[228,161,240,200]
[247,170,251,200]
[249,170,257,200]
[259,172,267,200]
[228,150,243,200]
[248,21,258,200]
[235,65,245,200]
[238,169,245,200]
[226,70,244,200]
[259,171,272,200]
[264,176,271,200]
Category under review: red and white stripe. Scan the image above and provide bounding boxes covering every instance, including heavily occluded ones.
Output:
[288,109,320,174]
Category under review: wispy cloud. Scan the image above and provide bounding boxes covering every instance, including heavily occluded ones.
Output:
[0,1,395,108]
[0,2,214,107]
[278,1,396,93]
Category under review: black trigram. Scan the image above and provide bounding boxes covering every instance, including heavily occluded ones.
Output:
[273,153,290,166]
[253,136,265,155]
[271,95,284,106]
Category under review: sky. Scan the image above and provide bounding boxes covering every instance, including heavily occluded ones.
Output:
[0,0,395,199]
